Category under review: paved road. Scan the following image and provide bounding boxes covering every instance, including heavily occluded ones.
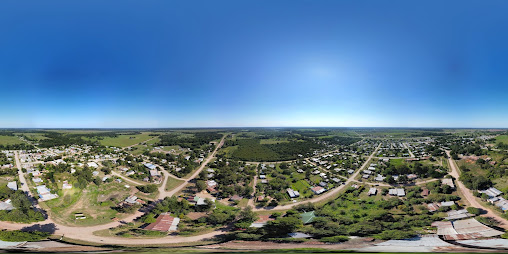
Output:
[253,143,381,211]
[446,150,508,229]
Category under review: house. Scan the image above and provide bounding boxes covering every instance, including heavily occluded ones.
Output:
[0,199,14,211]
[318,182,327,187]
[33,177,43,184]
[126,170,135,176]
[149,170,161,177]
[440,201,455,207]
[229,195,242,202]
[287,188,300,198]
[441,178,455,189]
[7,181,17,191]
[250,215,274,228]
[389,188,405,197]
[480,187,503,198]
[407,174,418,180]
[300,211,316,224]
[92,171,99,176]
[375,174,386,181]
[144,212,180,232]
[62,181,72,189]
[259,175,266,179]
[347,169,354,174]
[125,195,141,205]
[87,162,99,168]
[311,186,326,195]
[144,163,157,170]
[421,188,430,196]
[368,187,377,196]
[427,203,440,212]
[36,185,58,201]
[331,177,341,183]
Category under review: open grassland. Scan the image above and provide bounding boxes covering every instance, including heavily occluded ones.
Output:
[496,135,508,144]
[44,182,135,226]
[98,133,155,147]
[0,135,25,145]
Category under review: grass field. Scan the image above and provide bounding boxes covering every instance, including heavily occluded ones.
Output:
[0,135,25,145]
[165,176,185,191]
[496,135,508,144]
[99,133,155,147]
[44,182,134,226]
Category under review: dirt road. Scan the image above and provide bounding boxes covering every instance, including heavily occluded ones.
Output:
[254,144,381,211]
[159,135,226,199]
[446,150,508,229]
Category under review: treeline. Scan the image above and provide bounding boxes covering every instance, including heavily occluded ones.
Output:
[37,132,95,148]
[158,132,222,149]
[0,230,50,242]
[382,161,446,181]
[229,139,323,161]
[319,136,361,146]
[0,143,34,150]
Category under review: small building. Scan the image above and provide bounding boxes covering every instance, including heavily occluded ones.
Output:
[7,181,17,191]
[62,181,72,189]
[389,188,405,197]
[250,215,274,228]
[0,199,14,211]
[421,188,430,196]
[440,201,455,207]
[287,188,300,198]
[368,187,377,196]
[144,212,180,232]
[442,178,455,189]
[300,211,316,224]
[311,186,326,195]
[144,163,157,170]
[36,185,58,201]
[87,162,99,168]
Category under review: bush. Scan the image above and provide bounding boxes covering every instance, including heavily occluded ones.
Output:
[319,235,349,243]
[0,230,50,242]
[467,207,481,215]
[136,184,158,193]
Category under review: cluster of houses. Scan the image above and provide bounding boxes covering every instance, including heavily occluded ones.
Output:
[483,187,508,211]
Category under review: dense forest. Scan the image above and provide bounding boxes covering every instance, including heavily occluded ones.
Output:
[157,132,222,149]
[228,139,323,161]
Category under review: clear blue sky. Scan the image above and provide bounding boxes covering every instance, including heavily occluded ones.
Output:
[1,0,508,128]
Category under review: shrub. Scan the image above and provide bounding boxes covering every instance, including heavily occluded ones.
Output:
[319,235,349,243]
[0,230,50,242]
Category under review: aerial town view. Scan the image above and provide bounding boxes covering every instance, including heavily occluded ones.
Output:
[2,0,508,253]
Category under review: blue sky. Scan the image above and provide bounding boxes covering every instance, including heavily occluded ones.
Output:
[1,0,508,128]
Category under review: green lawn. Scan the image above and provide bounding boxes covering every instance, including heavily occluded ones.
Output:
[99,133,155,147]
[165,176,185,191]
[0,135,25,145]
[496,135,508,144]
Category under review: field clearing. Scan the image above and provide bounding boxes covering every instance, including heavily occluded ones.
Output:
[0,135,25,145]
[99,133,155,147]
[165,176,185,191]
[45,182,134,226]
[495,135,508,144]
[16,133,48,140]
